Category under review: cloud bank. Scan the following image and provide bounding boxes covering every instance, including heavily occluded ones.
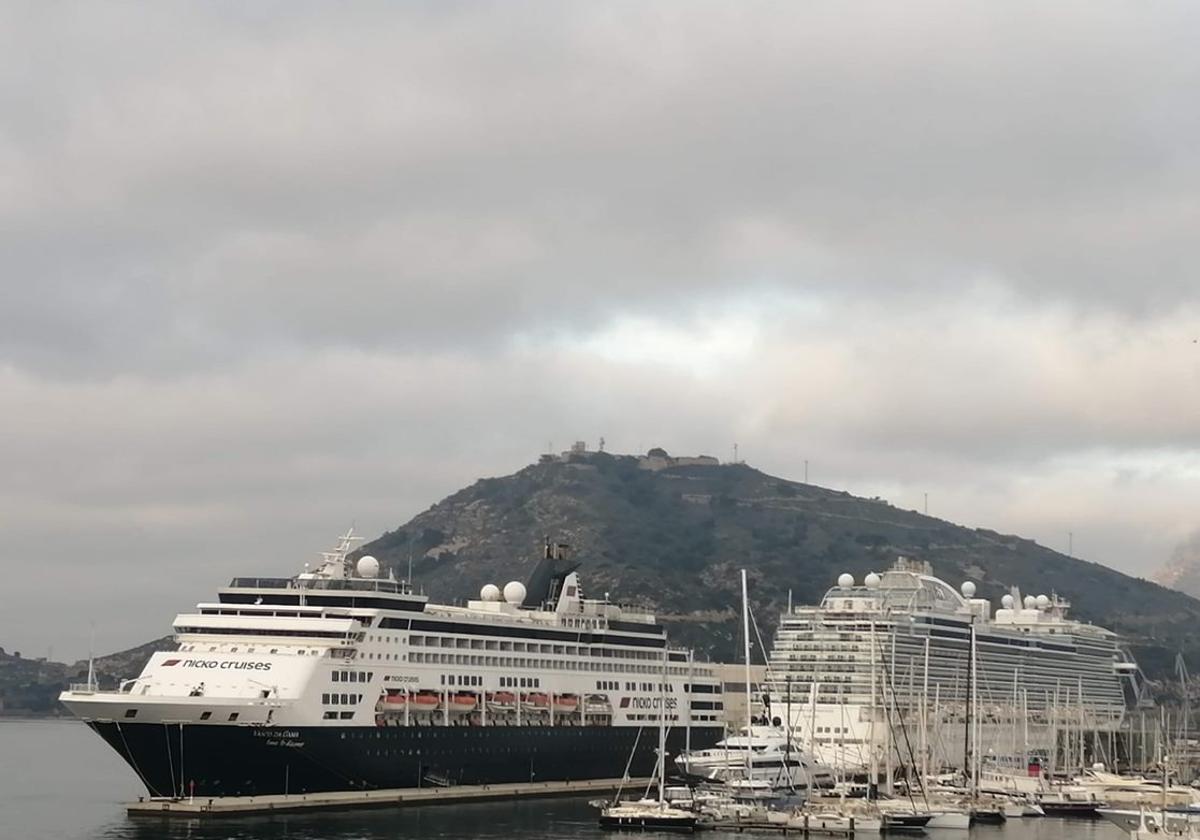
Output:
[2,2,1198,658]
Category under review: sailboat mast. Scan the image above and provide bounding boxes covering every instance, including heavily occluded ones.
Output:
[921,636,929,785]
[964,621,974,793]
[742,569,753,770]
[658,644,667,806]
[869,618,877,797]
[971,623,979,797]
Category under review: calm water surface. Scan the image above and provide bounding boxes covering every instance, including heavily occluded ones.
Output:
[0,720,1129,840]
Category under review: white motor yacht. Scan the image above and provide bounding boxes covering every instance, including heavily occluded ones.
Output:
[674,725,834,790]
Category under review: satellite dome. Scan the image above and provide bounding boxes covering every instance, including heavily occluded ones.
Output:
[1023,595,1037,609]
[355,555,380,578]
[480,584,501,602]
[864,572,881,590]
[837,573,855,588]
[1036,594,1051,609]
[1001,594,1014,609]
[503,580,527,604]
[960,581,976,598]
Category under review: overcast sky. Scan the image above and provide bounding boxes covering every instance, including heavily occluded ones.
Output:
[3,2,1199,662]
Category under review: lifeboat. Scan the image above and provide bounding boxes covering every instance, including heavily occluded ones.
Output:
[382,691,408,706]
[553,693,579,713]
[585,693,612,714]
[410,691,441,711]
[522,692,550,711]
[488,691,517,709]
[448,693,478,713]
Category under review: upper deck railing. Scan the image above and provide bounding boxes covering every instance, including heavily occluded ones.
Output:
[228,577,420,596]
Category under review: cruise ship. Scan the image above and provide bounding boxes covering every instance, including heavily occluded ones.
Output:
[766,558,1142,775]
[59,532,725,798]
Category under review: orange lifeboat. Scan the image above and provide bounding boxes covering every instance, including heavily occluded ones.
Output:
[382,691,408,706]
[522,691,550,711]
[448,693,478,713]
[410,691,441,711]
[553,693,579,713]
[488,691,517,709]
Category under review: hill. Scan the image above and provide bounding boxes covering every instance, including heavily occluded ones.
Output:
[360,448,1200,683]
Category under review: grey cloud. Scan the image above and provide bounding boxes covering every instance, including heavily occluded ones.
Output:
[4,3,1200,379]
[3,2,1200,658]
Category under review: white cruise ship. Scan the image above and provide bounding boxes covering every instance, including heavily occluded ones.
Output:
[765,558,1142,775]
[59,532,724,798]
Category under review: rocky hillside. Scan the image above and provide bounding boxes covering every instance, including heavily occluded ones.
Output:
[360,449,1200,682]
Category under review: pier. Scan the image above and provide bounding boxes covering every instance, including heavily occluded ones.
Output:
[127,776,652,817]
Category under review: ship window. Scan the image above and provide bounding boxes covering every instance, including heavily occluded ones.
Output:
[200,711,211,721]
[324,711,337,719]
[124,709,138,719]
[341,693,349,704]
[322,693,330,704]
[228,713,239,721]
[339,711,354,719]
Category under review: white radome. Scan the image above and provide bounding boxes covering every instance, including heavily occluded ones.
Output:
[480,583,502,602]
[961,581,976,598]
[356,555,380,578]
[864,572,881,589]
[1036,594,1051,608]
[503,580,527,604]
[1001,594,1014,609]
[837,573,855,588]
[1024,595,1037,609]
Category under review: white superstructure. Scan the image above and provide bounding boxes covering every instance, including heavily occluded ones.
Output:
[64,531,723,730]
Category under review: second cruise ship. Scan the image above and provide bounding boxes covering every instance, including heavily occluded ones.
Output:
[766,557,1143,777]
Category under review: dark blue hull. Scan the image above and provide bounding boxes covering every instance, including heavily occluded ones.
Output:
[89,722,723,798]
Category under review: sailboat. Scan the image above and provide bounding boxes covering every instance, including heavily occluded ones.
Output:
[598,647,698,831]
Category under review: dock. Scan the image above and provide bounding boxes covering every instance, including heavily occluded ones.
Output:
[127,776,652,817]
[698,818,861,837]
